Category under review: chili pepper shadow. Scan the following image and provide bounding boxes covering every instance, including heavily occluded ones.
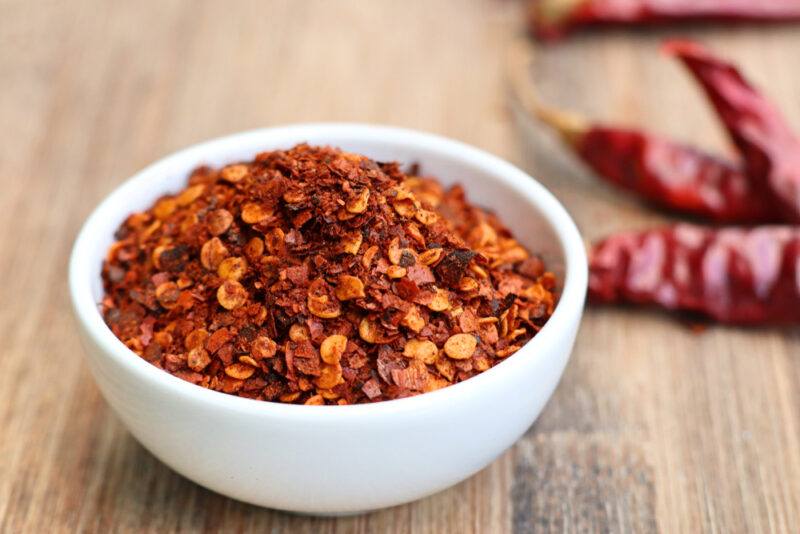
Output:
[586,304,800,332]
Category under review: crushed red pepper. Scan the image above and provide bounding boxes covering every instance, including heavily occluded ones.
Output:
[101,144,557,405]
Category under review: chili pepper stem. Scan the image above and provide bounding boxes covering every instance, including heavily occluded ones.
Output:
[660,39,705,58]
[533,104,588,146]
[534,0,586,27]
[506,38,588,146]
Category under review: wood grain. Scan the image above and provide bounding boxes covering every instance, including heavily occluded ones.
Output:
[2,1,799,532]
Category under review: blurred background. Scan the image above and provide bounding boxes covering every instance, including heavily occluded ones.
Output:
[2,1,800,532]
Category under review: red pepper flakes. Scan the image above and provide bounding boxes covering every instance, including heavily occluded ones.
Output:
[101,145,557,404]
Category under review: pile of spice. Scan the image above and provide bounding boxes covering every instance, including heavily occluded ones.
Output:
[101,145,557,405]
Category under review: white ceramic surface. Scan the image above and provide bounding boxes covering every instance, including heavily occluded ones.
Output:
[69,123,587,514]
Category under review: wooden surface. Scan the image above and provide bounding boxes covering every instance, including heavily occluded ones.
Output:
[2,1,800,532]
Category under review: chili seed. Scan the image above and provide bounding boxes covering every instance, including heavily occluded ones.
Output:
[200,237,229,270]
[444,333,477,360]
[345,188,370,214]
[320,334,347,364]
[220,164,248,183]
[241,203,271,224]
[403,339,438,364]
[335,275,365,301]
[251,335,277,359]
[217,280,248,310]
[217,257,248,281]
[225,363,255,380]
[155,282,180,309]
[206,209,234,236]
[187,347,211,371]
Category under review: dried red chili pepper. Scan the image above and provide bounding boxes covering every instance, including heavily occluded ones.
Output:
[533,104,774,223]
[101,145,558,405]
[530,0,800,40]
[665,39,800,224]
[589,224,800,324]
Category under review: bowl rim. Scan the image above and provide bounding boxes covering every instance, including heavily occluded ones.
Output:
[69,122,587,420]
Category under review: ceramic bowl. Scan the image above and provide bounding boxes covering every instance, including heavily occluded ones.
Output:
[69,123,587,514]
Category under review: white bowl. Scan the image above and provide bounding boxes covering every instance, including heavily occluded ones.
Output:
[69,123,587,514]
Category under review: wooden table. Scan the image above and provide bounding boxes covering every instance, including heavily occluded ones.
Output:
[3,1,799,531]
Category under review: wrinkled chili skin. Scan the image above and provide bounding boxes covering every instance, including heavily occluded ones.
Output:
[578,126,775,223]
[666,39,800,224]
[531,0,800,40]
[589,224,800,324]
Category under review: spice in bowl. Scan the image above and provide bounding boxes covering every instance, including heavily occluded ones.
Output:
[101,144,557,405]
